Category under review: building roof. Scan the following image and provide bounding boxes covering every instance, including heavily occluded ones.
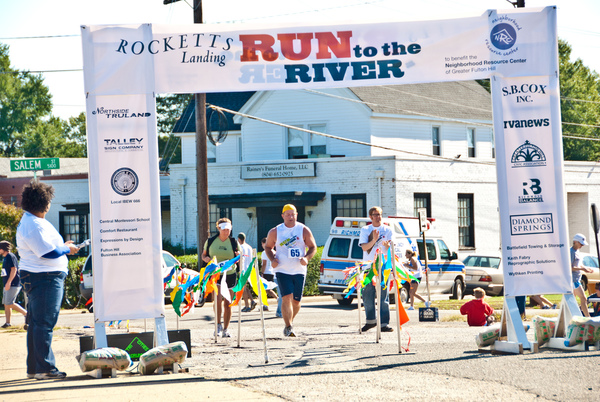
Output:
[349,81,492,121]
[0,158,89,179]
[173,92,256,133]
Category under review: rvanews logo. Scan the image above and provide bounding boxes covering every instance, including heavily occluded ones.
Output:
[111,168,139,196]
[486,16,522,56]
[510,213,553,236]
[92,107,152,119]
[511,140,546,168]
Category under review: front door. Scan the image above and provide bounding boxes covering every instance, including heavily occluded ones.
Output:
[257,206,305,251]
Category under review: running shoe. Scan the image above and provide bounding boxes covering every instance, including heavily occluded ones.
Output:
[214,323,223,336]
[35,370,66,380]
[1,323,11,328]
[222,328,231,338]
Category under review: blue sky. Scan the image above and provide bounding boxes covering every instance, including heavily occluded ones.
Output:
[1,0,598,120]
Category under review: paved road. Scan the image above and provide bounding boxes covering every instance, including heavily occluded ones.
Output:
[1,297,599,401]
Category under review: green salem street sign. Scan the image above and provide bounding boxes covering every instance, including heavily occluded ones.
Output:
[10,158,60,172]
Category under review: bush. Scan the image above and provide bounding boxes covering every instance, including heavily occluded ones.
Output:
[176,254,199,271]
[163,238,198,256]
[63,256,86,308]
[304,246,323,296]
[0,201,23,246]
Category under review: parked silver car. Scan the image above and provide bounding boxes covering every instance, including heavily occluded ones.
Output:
[462,254,504,296]
[79,250,204,306]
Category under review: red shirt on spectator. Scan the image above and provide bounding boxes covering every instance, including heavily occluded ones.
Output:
[460,299,494,326]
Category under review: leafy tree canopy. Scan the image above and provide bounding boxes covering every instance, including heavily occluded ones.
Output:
[559,39,600,161]
[0,44,86,158]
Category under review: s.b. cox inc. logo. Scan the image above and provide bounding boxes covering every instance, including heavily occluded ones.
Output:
[111,168,139,196]
[486,16,522,56]
[511,140,546,168]
[92,107,152,119]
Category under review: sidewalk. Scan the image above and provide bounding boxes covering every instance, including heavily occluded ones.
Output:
[0,329,280,401]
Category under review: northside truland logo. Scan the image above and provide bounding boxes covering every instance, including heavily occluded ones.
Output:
[511,140,546,168]
[510,213,553,236]
[111,167,139,196]
[486,16,521,56]
[92,107,152,119]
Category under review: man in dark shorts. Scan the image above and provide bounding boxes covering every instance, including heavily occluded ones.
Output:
[264,204,316,337]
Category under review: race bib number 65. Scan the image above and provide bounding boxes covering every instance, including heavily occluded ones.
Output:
[288,248,302,258]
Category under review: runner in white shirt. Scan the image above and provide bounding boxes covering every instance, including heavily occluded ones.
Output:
[264,204,316,337]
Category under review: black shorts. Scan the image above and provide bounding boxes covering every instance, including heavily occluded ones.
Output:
[218,272,237,289]
[262,273,274,282]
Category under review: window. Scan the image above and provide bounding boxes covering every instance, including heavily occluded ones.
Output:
[331,194,366,221]
[328,238,350,258]
[432,126,441,156]
[414,193,431,218]
[458,194,474,248]
[287,124,327,158]
[467,128,476,158]
[209,204,231,237]
[10,196,17,206]
[207,140,216,163]
[437,239,451,260]
[59,212,89,256]
[417,239,437,260]
[351,239,364,259]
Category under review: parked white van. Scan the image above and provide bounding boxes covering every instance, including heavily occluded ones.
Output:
[318,216,466,305]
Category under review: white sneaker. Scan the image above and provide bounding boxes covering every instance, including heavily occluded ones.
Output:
[221,328,231,338]
[283,326,296,337]
[214,323,223,336]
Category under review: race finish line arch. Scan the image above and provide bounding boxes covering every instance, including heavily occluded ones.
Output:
[81,6,572,351]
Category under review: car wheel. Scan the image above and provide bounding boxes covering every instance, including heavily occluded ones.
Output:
[400,284,410,304]
[581,276,588,293]
[195,292,206,308]
[450,278,464,300]
[337,296,354,306]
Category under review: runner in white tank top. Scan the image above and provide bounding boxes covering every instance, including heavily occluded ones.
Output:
[264,204,317,338]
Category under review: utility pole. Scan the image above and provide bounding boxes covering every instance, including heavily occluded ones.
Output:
[193,0,210,259]
[163,0,209,258]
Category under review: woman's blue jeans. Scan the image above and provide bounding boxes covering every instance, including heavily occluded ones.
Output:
[362,281,390,326]
[20,271,66,375]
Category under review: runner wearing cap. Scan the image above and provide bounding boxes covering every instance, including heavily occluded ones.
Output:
[571,233,593,317]
[264,204,316,337]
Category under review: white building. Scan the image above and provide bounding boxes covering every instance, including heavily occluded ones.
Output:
[2,81,598,259]
[168,81,600,256]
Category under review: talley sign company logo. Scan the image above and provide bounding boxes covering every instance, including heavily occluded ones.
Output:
[486,16,522,56]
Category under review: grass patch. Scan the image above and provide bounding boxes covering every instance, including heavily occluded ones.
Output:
[428,294,565,311]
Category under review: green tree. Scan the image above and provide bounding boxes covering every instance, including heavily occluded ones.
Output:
[156,93,190,170]
[0,44,53,157]
[0,201,23,246]
[559,39,600,161]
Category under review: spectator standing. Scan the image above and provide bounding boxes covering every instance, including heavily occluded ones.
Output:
[237,233,256,313]
[358,206,394,333]
[17,180,79,380]
[260,237,278,312]
[571,233,593,317]
[1,240,27,328]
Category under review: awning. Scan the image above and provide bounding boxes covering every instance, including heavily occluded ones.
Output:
[209,191,326,208]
